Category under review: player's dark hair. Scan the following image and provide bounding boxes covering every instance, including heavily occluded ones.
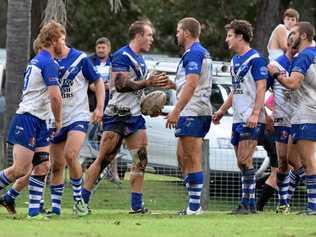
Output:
[96,37,111,48]
[296,21,315,42]
[225,19,253,43]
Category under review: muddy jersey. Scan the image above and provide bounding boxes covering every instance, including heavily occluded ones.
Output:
[270,54,293,126]
[106,45,147,116]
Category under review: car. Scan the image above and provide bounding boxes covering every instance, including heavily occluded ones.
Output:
[79,55,268,193]
[141,56,267,175]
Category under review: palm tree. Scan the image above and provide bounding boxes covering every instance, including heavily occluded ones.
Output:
[1,0,32,167]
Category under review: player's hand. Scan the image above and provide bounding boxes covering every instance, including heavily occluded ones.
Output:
[212,109,225,125]
[267,64,279,75]
[91,107,103,124]
[165,109,180,129]
[148,72,169,87]
[160,79,176,90]
[246,113,259,128]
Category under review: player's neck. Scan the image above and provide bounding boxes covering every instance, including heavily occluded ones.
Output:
[43,47,56,58]
[184,39,199,50]
[59,46,70,59]
[129,41,141,54]
[299,41,313,52]
[235,43,251,56]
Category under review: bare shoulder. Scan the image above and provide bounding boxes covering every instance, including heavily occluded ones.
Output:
[274,24,287,34]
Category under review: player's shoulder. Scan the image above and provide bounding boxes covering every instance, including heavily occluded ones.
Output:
[31,50,55,69]
[298,47,316,59]
[69,47,87,58]
[274,24,287,33]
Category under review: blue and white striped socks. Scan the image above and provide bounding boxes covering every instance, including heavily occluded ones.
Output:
[187,171,203,211]
[288,167,305,202]
[70,177,83,201]
[4,187,20,203]
[306,174,316,212]
[0,171,11,190]
[50,184,64,215]
[277,172,289,206]
[28,175,45,217]
[241,169,256,208]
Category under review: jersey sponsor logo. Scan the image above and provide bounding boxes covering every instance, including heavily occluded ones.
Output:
[187,61,199,71]
[259,66,268,76]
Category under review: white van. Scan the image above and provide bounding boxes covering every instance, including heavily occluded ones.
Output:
[140,55,268,176]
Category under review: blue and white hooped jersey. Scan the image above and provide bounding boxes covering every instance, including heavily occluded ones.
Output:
[106,45,147,116]
[17,49,59,120]
[50,48,99,127]
[230,48,268,124]
[175,42,212,116]
[270,54,293,127]
[290,47,316,124]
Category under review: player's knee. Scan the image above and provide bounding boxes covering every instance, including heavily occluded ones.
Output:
[130,147,148,172]
[64,148,79,164]
[12,165,31,179]
[32,152,50,174]
[33,161,50,176]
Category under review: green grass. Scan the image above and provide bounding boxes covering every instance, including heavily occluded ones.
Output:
[0,173,315,237]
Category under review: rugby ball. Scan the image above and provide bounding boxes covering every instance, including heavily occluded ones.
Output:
[141,91,166,117]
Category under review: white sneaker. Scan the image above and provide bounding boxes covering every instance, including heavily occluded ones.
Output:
[178,206,202,215]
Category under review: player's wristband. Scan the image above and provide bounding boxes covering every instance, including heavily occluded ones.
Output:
[272,72,281,79]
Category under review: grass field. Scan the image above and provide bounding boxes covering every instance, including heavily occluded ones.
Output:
[0,173,315,237]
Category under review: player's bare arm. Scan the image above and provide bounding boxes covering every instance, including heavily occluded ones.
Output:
[212,91,233,124]
[114,71,168,92]
[276,25,288,52]
[48,85,62,130]
[247,79,266,128]
[268,64,304,89]
[91,78,105,124]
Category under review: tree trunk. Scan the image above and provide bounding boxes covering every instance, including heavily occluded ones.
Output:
[2,0,32,167]
[253,0,281,56]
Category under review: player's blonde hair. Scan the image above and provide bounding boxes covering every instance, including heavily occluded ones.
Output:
[178,17,201,38]
[38,20,66,48]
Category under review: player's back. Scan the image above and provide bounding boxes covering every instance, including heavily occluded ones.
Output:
[17,49,59,120]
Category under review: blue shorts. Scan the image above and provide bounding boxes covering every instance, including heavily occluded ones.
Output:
[175,116,211,138]
[7,113,49,151]
[291,124,316,143]
[231,123,265,146]
[50,121,89,144]
[274,126,291,144]
[103,115,146,138]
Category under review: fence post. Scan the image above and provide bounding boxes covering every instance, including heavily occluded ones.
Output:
[201,139,210,210]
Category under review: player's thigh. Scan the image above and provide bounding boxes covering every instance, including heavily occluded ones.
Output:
[98,131,122,157]
[276,142,288,161]
[297,140,316,170]
[12,144,34,171]
[49,141,66,167]
[125,129,148,150]
[237,139,257,162]
[287,136,302,168]
[64,130,86,160]
[179,136,202,159]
